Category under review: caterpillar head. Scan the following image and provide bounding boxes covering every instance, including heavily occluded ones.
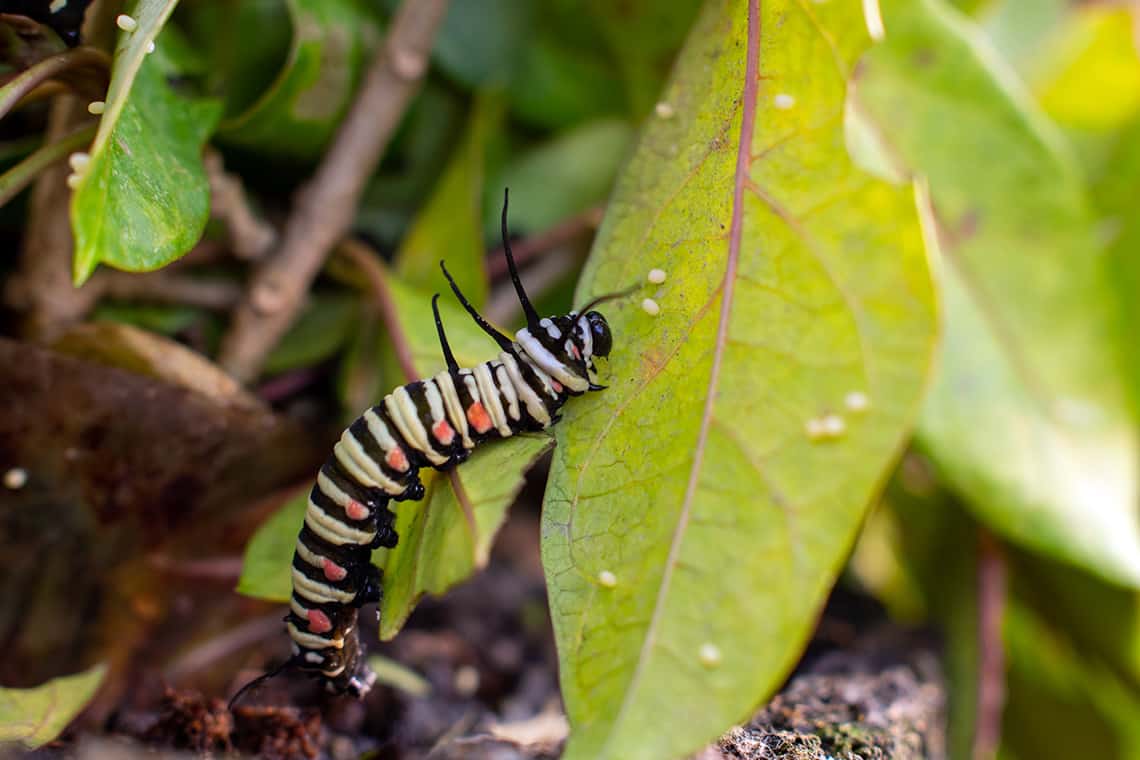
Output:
[580,310,612,359]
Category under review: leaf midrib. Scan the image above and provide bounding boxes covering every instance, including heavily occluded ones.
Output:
[601,0,763,746]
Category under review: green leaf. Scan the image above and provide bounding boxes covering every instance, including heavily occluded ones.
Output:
[238,489,306,601]
[978,0,1070,77]
[1003,601,1140,759]
[395,96,502,306]
[263,293,357,375]
[380,435,552,637]
[487,119,632,236]
[1010,548,1140,691]
[365,655,431,697]
[542,1,937,757]
[337,304,388,415]
[181,0,292,116]
[1031,7,1140,133]
[218,0,380,160]
[71,0,221,284]
[377,273,554,638]
[91,302,204,336]
[506,17,627,129]
[1100,118,1140,415]
[433,0,533,88]
[858,0,1140,585]
[0,664,106,748]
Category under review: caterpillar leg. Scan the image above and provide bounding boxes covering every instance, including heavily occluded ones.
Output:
[395,478,425,501]
[356,564,383,607]
[372,506,399,549]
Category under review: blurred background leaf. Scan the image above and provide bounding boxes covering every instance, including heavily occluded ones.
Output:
[212,0,381,161]
[394,94,501,304]
[856,0,1140,587]
[0,664,106,749]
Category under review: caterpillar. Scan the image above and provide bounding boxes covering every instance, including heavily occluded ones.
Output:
[231,191,621,705]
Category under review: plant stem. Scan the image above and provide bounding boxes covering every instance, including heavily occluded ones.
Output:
[0,125,94,208]
[0,47,109,120]
[973,530,1006,760]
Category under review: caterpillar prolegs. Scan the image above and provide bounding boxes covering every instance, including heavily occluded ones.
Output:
[232,192,620,704]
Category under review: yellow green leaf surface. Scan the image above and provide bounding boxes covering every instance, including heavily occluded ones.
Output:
[70,0,221,284]
[857,0,1140,586]
[541,1,937,758]
[0,664,106,749]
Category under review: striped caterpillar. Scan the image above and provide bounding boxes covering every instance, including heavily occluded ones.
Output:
[232,192,620,704]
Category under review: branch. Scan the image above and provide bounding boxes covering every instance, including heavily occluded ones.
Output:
[218,0,450,383]
[338,238,418,381]
[12,1,118,339]
[973,530,1007,760]
[205,149,276,260]
[94,270,243,311]
[0,124,94,208]
[0,47,109,119]
[14,94,99,339]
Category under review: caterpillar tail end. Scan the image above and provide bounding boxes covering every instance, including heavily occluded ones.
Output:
[347,666,378,699]
[327,661,377,698]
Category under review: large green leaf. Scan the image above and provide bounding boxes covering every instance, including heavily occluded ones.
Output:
[857,0,1140,586]
[541,1,936,758]
[71,0,221,284]
[0,664,106,748]
[217,0,380,160]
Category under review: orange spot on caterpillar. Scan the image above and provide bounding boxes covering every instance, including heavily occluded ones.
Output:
[466,402,492,433]
[307,609,333,634]
[432,419,455,445]
[551,380,563,393]
[386,447,409,472]
[570,344,581,360]
[345,500,369,520]
[322,559,347,581]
